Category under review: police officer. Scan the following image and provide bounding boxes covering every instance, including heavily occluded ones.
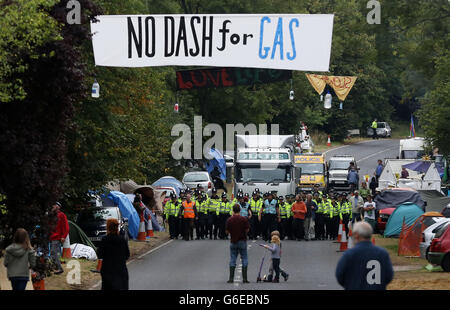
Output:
[322,193,333,240]
[218,192,232,239]
[178,193,198,241]
[177,190,186,239]
[285,195,294,240]
[196,193,209,239]
[329,194,340,240]
[278,196,290,240]
[313,193,325,240]
[208,188,220,240]
[339,193,352,238]
[194,191,204,239]
[164,193,180,239]
[312,184,323,199]
[249,191,262,240]
[259,192,280,241]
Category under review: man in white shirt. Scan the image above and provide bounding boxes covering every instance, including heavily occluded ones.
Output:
[363,195,376,231]
[348,190,364,224]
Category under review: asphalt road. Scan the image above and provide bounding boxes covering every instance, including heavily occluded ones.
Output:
[124,139,400,290]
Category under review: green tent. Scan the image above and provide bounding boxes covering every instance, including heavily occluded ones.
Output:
[384,203,424,237]
[68,220,97,252]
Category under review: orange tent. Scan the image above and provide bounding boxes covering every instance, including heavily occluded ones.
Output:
[398,212,443,257]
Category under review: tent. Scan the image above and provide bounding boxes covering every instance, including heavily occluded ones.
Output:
[68,220,97,252]
[152,176,186,196]
[418,190,450,213]
[374,189,425,210]
[397,212,443,256]
[384,203,425,237]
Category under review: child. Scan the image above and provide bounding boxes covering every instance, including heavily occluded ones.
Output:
[261,231,288,282]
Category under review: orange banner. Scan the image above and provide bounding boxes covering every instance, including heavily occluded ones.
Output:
[306,74,357,101]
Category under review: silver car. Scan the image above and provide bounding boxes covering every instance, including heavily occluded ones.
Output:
[182,171,213,196]
[367,122,392,137]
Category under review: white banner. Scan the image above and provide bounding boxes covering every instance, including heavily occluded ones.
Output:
[90,14,334,71]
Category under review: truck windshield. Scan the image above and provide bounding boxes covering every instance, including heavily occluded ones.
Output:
[295,163,324,175]
[329,160,352,170]
[236,165,291,183]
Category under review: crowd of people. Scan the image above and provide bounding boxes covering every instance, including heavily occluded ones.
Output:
[163,181,381,242]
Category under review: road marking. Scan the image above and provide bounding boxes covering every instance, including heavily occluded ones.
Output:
[356,146,398,164]
[89,239,174,290]
[322,139,376,156]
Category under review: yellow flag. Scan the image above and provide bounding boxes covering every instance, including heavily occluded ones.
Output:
[305,74,357,101]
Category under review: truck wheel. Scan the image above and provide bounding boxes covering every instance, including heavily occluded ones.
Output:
[442,253,450,272]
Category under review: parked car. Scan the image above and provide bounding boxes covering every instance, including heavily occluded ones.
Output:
[376,207,395,234]
[421,219,450,259]
[182,171,213,196]
[367,122,392,138]
[428,222,450,271]
[76,204,129,246]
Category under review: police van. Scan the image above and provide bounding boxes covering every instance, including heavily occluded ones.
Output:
[294,153,326,192]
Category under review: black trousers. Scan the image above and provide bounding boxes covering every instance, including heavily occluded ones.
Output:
[183,218,195,240]
[292,218,305,240]
[207,212,219,239]
[280,218,290,240]
[168,215,178,238]
[341,214,350,238]
[218,214,229,239]
[315,213,325,239]
[250,215,260,239]
[261,214,277,241]
[272,258,281,281]
[198,213,208,239]
[325,216,333,239]
[177,218,184,238]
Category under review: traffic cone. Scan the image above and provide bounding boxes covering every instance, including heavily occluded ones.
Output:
[336,220,343,243]
[327,135,331,147]
[146,214,154,238]
[372,236,376,245]
[91,259,102,273]
[62,235,72,259]
[137,213,147,241]
[337,225,348,252]
[347,223,354,249]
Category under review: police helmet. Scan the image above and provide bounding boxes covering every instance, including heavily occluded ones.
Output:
[278,196,284,200]
[212,188,217,193]
[255,188,260,193]
[237,193,244,199]
[244,193,249,197]
[238,189,243,194]
[170,193,177,199]
[252,191,258,196]
[180,189,185,195]
[221,192,227,198]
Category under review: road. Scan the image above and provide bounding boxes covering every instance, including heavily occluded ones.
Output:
[125,139,400,290]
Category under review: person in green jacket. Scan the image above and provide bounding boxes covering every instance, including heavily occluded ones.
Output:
[371,119,378,140]
[3,228,36,290]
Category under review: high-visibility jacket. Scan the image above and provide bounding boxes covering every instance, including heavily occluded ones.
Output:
[339,201,352,220]
[240,203,250,217]
[208,197,221,215]
[263,199,277,215]
[164,200,180,219]
[313,199,323,214]
[279,202,290,219]
[219,200,232,215]
[249,199,262,214]
[371,121,378,129]
[313,191,323,199]
[323,200,338,218]
[198,199,209,215]
[182,201,196,219]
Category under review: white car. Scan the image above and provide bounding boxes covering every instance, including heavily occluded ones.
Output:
[419,218,450,259]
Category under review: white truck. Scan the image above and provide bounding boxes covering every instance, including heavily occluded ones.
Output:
[399,137,425,159]
[326,155,357,191]
[234,135,301,197]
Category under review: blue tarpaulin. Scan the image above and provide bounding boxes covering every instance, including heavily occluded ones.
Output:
[151,176,186,196]
[205,148,226,180]
[107,191,140,239]
[402,161,432,174]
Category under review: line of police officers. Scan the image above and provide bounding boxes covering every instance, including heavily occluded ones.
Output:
[164,184,354,241]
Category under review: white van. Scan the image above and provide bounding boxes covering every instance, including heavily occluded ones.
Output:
[399,137,426,159]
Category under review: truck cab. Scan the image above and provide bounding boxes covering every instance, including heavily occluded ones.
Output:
[294,153,326,192]
[234,135,300,198]
[326,155,357,191]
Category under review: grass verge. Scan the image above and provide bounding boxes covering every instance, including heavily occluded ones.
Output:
[372,235,450,290]
[43,231,170,290]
